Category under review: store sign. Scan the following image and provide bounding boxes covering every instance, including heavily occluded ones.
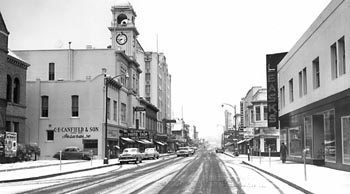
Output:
[53,127,99,139]
[266,52,287,128]
[120,129,149,139]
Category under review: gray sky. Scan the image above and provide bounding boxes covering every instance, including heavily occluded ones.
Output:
[0,0,331,141]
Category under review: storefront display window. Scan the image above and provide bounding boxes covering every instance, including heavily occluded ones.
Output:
[341,116,350,164]
[289,127,302,156]
[324,110,336,162]
[304,116,313,158]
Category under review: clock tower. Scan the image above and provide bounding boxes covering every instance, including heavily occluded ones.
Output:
[109,0,139,58]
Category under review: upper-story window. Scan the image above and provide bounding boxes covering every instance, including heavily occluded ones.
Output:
[331,43,338,79]
[263,106,267,120]
[49,63,55,80]
[113,100,118,121]
[280,86,285,108]
[298,68,307,97]
[331,36,346,79]
[41,96,49,117]
[6,75,12,102]
[289,79,294,103]
[338,37,346,76]
[255,106,261,121]
[13,78,20,104]
[120,65,127,86]
[71,95,79,117]
[313,57,320,89]
[121,103,126,123]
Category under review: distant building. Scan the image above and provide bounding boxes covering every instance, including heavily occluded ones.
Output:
[278,0,350,171]
[239,86,279,155]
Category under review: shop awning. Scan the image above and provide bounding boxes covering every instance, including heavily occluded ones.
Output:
[141,139,153,144]
[237,140,245,144]
[114,145,120,149]
[121,137,135,143]
[225,142,234,147]
[155,141,166,146]
[136,140,146,144]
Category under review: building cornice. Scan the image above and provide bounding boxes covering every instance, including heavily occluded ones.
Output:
[7,55,30,70]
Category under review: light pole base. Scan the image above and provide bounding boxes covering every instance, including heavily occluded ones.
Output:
[103,157,109,164]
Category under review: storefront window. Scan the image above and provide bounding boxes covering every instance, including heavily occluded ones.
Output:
[289,127,302,156]
[304,116,313,158]
[341,116,350,164]
[324,110,336,162]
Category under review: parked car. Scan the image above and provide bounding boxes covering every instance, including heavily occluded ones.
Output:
[119,148,143,164]
[143,148,159,160]
[53,146,92,160]
[176,147,192,157]
[215,147,224,153]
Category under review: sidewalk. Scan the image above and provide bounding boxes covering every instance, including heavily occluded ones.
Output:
[0,158,120,183]
[0,153,173,183]
[230,153,350,194]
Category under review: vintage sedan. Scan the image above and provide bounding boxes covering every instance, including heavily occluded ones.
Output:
[143,148,160,160]
[53,146,92,160]
[119,148,143,164]
[176,147,192,157]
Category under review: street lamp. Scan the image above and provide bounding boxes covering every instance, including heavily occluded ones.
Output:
[104,73,129,164]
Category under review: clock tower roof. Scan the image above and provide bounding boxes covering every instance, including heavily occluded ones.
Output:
[113,0,132,8]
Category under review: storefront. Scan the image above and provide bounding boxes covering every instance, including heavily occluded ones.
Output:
[280,89,350,170]
[253,127,280,156]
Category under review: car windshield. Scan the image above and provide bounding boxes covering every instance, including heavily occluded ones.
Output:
[145,148,155,152]
[123,148,137,153]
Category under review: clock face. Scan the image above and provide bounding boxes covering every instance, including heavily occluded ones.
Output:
[116,33,127,45]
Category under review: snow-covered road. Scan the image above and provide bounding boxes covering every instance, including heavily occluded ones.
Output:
[0,149,304,194]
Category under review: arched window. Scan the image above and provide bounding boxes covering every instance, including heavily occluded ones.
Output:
[13,78,20,104]
[117,14,128,25]
[6,75,12,102]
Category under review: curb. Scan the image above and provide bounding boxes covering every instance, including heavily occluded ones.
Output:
[242,161,313,194]
[0,162,119,183]
[0,154,173,183]
[0,160,84,172]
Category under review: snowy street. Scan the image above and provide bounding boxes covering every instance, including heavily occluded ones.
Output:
[0,148,303,194]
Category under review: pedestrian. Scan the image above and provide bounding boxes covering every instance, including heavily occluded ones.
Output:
[280,143,288,163]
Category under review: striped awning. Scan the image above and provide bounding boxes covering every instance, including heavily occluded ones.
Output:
[155,141,166,146]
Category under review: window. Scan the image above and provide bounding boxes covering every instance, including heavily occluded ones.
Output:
[331,43,338,79]
[71,95,79,117]
[41,96,49,117]
[120,65,127,86]
[338,37,346,76]
[49,63,55,80]
[47,130,54,141]
[303,68,307,95]
[113,100,117,121]
[324,110,336,162]
[289,127,302,156]
[250,110,254,124]
[255,106,261,121]
[146,85,150,96]
[107,98,110,120]
[263,106,267,121]
[6,121,11,132]
[280,86,285,108]
[304,116,313,158]
[289,79,294,103]
[313,57,320,89]
[121,103,126,122]
[341,116,350,164]
[13,78,20,104]
[6,75,12,102]
[299,71,303,97]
